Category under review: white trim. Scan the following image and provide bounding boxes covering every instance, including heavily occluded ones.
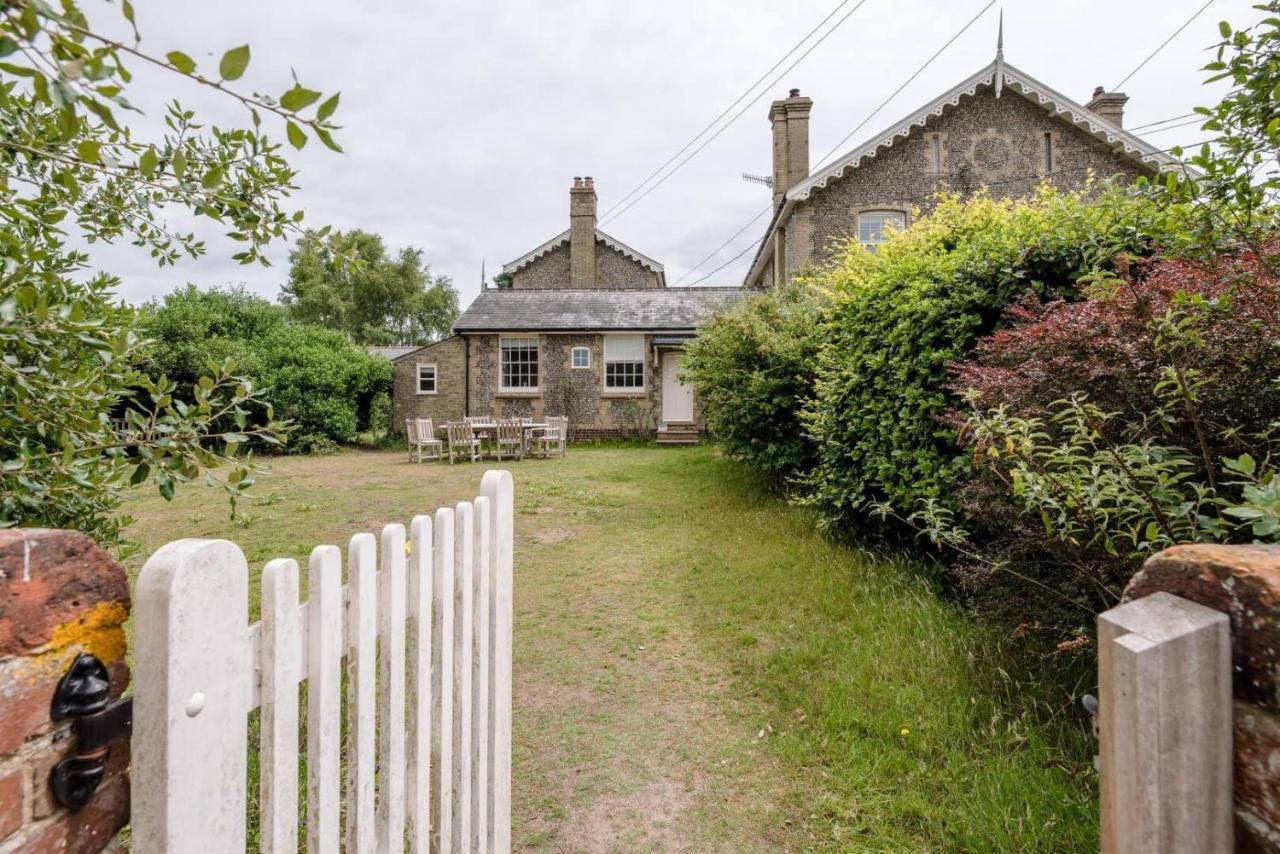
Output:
[415,363,438,396]
[602,334,645,393]
[570,346,591,369]
[502,228,665,275]
[498,335,540,394]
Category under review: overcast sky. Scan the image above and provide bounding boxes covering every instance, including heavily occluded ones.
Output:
[94,0,1264,309]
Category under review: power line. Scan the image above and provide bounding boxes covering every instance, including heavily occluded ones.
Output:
[812,0,998,172]
[686,233,767,286]
[682,0,997,286]
[1113,0,1216,91]
[1128,112,1197,132]
[600,0,874,227]
[672,204,772,286]
[599,0,861,220]
[1139,117,1206,134]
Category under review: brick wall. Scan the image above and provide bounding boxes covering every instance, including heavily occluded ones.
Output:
[392,336,468,431]
[0,530,130,854]
[1126,544,1280,852]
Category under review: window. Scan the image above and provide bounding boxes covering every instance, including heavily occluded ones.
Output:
[500,337,539,391]
[857,211,906,252]
[571,346,590,369]
[1043,132,1054,173]
[603,334,644,391]
[929,133,943,173]
[416,363,437,395]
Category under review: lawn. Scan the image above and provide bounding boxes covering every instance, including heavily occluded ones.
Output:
[121,444,1098,851]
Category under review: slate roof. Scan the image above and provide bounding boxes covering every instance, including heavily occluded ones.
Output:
[366,345,420,361]
[453,287,745,333]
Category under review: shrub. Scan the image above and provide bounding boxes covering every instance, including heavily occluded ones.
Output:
[805,187,1194,531]
[682,280,825,485]
[941,244,1280,634]
[145,286,392,453]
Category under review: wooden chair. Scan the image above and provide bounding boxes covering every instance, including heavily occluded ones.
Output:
[493,418,524,461]
[412,418,443,462]
[532,415,568,459]
[446,422,482,464]
[465,415,491,426]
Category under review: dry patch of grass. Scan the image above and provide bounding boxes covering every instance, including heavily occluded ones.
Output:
[121,444,1096,851]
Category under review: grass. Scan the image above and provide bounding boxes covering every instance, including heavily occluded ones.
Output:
[121,443,1097,851]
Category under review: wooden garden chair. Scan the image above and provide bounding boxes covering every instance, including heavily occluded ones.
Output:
[446,421,482,464]
[532,415,568,459]
[413,418,443,462]
[493,418,524,461]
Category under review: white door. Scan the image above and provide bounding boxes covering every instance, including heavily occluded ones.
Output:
[661,352,694,423]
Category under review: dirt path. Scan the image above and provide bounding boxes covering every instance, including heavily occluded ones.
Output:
[509,467,795,852]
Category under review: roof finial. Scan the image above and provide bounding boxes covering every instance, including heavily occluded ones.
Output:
[994,8,1005,98]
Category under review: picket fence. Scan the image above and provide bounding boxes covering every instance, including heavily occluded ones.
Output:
[129,470,514,854]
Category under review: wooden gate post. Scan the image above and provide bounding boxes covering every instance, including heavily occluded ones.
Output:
[1098,591,1232,853]
[133,539,252,854]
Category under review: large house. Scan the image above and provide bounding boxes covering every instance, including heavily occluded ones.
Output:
[394,37,1187,442]
[744,39,1185,288]
[391,178,741,441]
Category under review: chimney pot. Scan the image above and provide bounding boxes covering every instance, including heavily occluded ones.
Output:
[789,88,800,98]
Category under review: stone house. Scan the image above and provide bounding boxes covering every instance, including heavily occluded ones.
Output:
[392,179,742,441]
[744,42,1186,288]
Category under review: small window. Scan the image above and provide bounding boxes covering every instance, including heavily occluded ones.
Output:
[857,211,906,252]
[929,133,943,173]
[416,363,437,395]
[1043,132,1054,173]
[571,346,590,369]
[500,337,539,391]
[604,334,644,391]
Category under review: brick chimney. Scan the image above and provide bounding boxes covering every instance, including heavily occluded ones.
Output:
[769,89,813,205]
[1085,86,1129,128]
[569,176,597,289]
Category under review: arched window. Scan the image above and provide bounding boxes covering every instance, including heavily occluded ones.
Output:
[857,210,906,252]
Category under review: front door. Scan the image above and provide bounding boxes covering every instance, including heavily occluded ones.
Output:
[661,352,694,423]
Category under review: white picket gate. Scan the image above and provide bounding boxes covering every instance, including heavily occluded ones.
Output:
[129,470,515,853]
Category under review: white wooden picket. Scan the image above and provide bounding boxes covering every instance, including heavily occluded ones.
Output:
[131,470,515,854]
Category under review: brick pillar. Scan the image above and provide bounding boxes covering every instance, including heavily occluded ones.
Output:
[0,530,131,854]
[1126,544,1280,852]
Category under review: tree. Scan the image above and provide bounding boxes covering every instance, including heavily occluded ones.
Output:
[0,1,344,547]
[144,286,393,453]
[281,229,458,346]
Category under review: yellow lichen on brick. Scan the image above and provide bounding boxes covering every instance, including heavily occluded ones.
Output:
[8,602,129,685]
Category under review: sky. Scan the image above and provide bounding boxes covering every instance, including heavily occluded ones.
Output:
[91,0,1265,309]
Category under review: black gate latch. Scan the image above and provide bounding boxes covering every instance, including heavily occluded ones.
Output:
[49,652,132,811]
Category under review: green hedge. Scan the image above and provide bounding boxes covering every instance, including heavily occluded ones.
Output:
[804,187,1193,530]
[681,280,825,485]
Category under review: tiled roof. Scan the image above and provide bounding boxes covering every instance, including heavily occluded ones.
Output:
[366,346,420,361]
[453,287,745,333]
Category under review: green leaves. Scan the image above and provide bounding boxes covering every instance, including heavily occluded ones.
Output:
[316,92,340,121]
[75,139,100,163]
[166,51,196,74]
[219,44,250,81]
[280,85,321,111]
[286,120,306,149]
